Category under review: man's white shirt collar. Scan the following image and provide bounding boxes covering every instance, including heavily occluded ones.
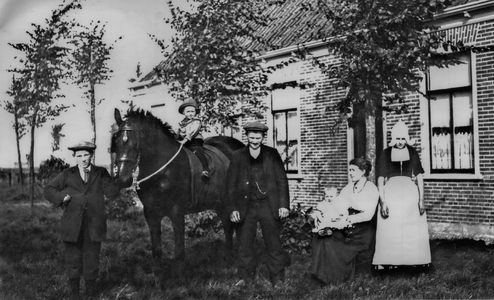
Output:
[78,165,92,178]
[249,147,261,159]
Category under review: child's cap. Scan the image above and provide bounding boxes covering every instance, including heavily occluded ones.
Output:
[178,98,200,115]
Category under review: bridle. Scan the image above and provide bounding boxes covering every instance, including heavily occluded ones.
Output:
[114,123,141,164]
[114,122,183,191]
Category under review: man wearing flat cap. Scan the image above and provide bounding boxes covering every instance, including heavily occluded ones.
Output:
[227,121,290,288]
[44,141,120,298]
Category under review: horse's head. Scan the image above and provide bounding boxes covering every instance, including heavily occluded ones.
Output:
[112,108,141,188]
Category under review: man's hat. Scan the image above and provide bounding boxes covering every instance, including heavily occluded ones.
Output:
[68,141,96,151]
[178,98,200,115]
[243,121,268,132]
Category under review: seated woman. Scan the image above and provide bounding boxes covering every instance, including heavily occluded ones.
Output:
[310,157,379,285]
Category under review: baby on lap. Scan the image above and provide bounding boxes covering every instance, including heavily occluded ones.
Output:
[311,187,353,236]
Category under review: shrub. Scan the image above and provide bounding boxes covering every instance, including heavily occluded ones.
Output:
[281,203,314,254]
[183,204,315,253]
[37,155,70,185]
[106,189,139,221]
[185,210,223,238]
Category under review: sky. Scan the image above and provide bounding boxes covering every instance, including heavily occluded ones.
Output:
[0,0,183,168]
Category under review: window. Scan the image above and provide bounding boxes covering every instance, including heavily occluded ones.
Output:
[271,85,300,173]
[427,53,475,174]
[274,110,299,172]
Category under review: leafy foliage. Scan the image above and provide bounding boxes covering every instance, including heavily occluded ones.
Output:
[4,76,29,187]
[4,76,28,139]
[151,0,292,127]
[105,189,138,221]
[6,0,81,202]
[37,155,70,184]
[7,1,78,124]
[6,0,120,197]
[289,0,468,180]
[302,0,458,111]
[67,9,121,149]
[50,123,65,152]
[184,205,314,253]
[68,20,115,88]
[185,210,224,238]
[281,204,313,254]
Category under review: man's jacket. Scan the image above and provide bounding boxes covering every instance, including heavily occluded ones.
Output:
[227,145,290,221]
[44,165,120,242]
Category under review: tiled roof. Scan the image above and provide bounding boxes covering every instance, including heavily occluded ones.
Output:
[139,0,486,83]
[241,0,484,52]
[239,0,332,52]
[140,0,329,82]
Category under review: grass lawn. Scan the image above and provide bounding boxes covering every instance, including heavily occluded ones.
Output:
[1,187,494,299]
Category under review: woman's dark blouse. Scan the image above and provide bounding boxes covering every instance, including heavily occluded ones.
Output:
[377,145,425,178]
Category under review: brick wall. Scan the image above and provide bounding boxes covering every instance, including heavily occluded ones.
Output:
[245,20,494,236]
[279,56,349,207]
[379,20,494,230]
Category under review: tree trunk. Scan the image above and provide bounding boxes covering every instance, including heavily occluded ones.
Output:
[90,80,96,163]
[30,107,39,207]
[365,97,378,183]
[14,109,24,191]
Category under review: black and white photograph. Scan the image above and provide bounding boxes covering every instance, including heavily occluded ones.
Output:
[1,0,494,299]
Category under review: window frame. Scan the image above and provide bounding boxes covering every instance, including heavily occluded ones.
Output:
[420,51,482,180]
[272,108,299,173]
[269,83,301,175]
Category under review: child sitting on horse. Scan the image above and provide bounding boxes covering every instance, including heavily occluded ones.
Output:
[178,98,210,179]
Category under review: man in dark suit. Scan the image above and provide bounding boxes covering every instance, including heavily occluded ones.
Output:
[227,121,290,288]
[44,141,120,298]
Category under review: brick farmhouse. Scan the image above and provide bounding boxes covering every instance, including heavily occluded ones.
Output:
[128,0,494,244]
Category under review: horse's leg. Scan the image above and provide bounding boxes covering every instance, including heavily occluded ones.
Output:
[144,207,163,261]
[170,207,186,261]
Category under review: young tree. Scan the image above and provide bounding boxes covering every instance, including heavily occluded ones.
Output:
[69,20,120,160]
[51,123,65,152]
[151,0,288,128]
[4,76,28,190]
[298,0,461,181]
[7,1,79,204]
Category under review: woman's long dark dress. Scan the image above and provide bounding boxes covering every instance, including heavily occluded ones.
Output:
[310,181,379,284]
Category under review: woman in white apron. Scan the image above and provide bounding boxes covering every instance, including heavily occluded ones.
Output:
[372,120,431,271]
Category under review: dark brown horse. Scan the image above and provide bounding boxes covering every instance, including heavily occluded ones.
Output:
[112,108,244,261]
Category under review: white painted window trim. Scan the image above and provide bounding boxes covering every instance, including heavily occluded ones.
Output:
[269,87,301,176]
[420,51,483,180]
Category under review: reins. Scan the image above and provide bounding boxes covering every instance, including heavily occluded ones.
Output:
[129,143,184,191]
[116,121,184,191]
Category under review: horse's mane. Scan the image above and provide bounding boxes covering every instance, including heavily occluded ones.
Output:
[124,108,176,139]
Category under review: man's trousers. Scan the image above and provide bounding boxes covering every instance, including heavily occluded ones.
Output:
[63,213,101,280]
[237,200,285,283]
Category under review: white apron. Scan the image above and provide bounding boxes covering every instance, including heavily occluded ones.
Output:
[372,176,431,266]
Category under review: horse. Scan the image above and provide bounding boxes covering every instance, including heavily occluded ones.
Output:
[112,108,244,261]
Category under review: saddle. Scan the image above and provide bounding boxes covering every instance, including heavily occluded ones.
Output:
[182,145,230,207]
